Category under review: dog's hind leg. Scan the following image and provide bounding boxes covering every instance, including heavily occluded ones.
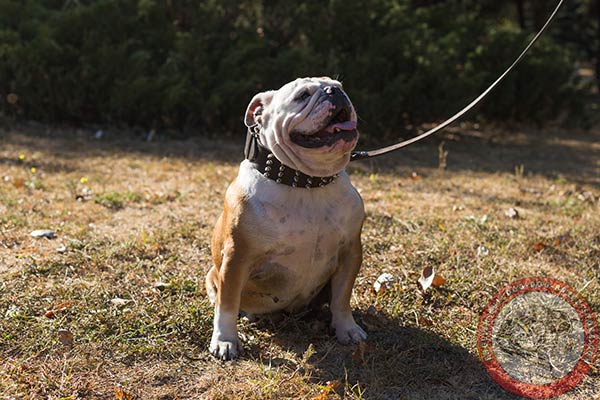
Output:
[205,267,218,305]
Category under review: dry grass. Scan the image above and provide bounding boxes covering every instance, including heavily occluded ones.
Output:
[0,126,598,399]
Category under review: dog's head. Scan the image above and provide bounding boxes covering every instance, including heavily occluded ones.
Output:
[245,77,359,177]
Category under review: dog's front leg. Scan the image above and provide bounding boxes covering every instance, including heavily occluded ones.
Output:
[208,243,248,360]
[330,235,367,344]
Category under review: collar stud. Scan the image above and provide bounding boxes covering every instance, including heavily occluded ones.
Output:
[245,128,336,189]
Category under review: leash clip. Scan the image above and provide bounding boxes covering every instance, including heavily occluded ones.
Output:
[350,151,369,162]
[244,124,261,161]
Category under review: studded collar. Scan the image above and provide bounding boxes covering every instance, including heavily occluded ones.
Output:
[244,126,337,188]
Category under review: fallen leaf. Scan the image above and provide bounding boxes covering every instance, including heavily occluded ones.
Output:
[45,301,73,318]
[577,191,595,203]
[153,282,169,291]
[5,304,19,318]
[313,381,341,400]
[373,273,396,294]
[111,298,132,306]
[352,340,367,364]
[505,208,519,219]
[55,301,74,310]
[418,266,445,292]
[30,229,55,239]
[476,245,489,257]
[520,187,543,195]
[13,177,24,188]
[410,172,421,180]
[419,266,435,292]
[533,242,547,251]
[432,274,446,287]
[114,386,133,400]
[58,329,73,345]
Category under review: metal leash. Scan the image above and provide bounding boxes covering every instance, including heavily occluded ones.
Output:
[350,0,565,162]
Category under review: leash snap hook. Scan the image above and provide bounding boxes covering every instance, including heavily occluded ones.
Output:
[244,124,261,161]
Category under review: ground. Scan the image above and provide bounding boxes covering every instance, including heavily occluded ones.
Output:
[0,125,598,399]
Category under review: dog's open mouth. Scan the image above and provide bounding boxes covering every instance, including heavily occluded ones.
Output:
[290,109,358,148]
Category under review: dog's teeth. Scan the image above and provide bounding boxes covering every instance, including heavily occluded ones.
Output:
[334,128,340,133]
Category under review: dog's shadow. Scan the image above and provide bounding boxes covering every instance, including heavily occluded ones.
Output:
[242,307,522,400]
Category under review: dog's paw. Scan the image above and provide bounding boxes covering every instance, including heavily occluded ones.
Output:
[209,337,243,360]
[332,317,367,345]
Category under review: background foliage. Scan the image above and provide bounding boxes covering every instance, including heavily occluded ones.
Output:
[0,0,598,138]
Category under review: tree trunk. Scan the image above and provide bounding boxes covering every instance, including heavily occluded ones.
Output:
[515,0,526,29]
[596,0,600,91]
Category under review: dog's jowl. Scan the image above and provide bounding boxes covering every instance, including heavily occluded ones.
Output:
[206,77,366,360]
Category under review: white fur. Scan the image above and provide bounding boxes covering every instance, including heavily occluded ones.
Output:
[253,77,359,177]
[209,306,242,359]
[235,161,364,314]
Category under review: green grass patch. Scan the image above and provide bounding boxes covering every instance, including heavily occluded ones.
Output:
[95,191,144,209]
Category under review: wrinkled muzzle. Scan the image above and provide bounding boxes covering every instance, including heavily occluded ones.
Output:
[289,86,358,149]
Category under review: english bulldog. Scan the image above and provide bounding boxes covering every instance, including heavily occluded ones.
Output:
[206,77,366,360]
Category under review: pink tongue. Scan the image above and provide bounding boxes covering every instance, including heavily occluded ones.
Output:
[325,120,357,133]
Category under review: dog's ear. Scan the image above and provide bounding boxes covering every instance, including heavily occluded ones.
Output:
[244,91,275,127]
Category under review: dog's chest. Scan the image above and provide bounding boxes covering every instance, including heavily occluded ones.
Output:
[238,164,363,312]
[259,193,350,272]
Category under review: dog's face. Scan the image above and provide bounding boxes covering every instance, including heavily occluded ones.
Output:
[245,77,359,177]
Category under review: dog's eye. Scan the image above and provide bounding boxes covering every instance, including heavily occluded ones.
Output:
[295,90,311,102]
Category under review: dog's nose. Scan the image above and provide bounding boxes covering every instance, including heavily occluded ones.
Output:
[324,86,335,95]
[321,85,350,110]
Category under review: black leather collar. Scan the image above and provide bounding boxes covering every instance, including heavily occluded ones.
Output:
[244,126,337,188]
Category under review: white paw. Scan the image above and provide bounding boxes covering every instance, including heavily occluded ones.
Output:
[332,318,367,345]
[209,336,243,360]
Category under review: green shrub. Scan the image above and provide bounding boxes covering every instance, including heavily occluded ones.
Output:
[0,0,591,139]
